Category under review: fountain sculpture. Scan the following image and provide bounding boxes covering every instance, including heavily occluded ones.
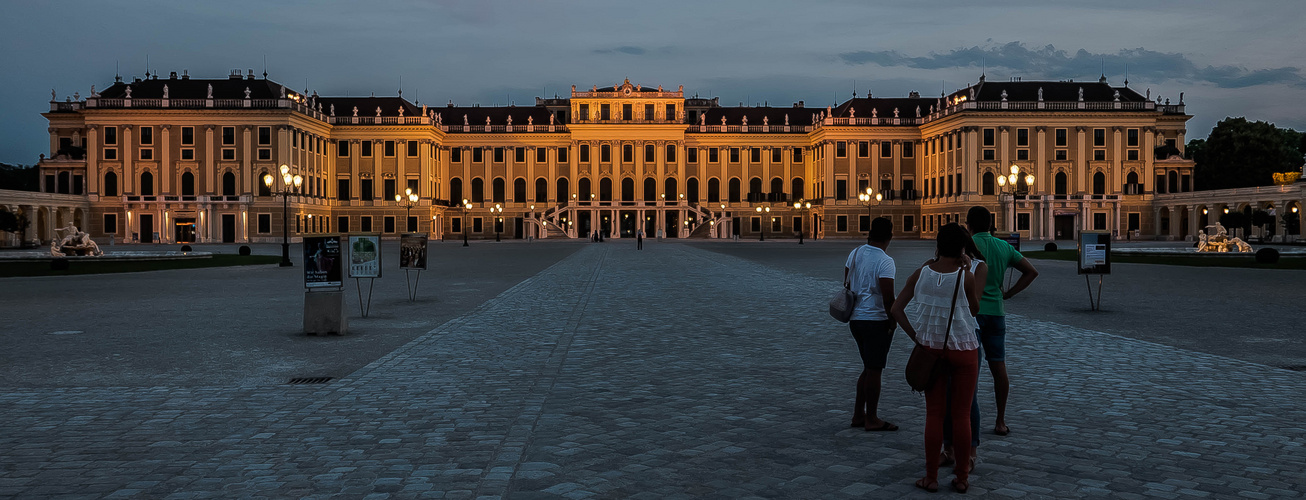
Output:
[1196,223,1253,253]
[50,223,104,257]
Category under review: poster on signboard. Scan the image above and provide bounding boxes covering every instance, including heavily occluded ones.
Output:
[399,233,429,270]
[304,235,343,288]
[348,234,382,278]
[1077,231,1111,274]
[1002,232,1021,252]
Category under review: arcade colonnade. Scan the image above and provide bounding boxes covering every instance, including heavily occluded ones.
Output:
[1153,184,1305,241]
[0,189,91,247]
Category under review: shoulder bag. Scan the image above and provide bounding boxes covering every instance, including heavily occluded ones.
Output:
[904,267,963,393]
[828,247,860,323]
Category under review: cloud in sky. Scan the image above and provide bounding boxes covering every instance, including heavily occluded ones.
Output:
[594,46,647,56]
[838,42,1306,89]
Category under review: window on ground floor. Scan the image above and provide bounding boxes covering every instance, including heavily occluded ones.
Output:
[836,215,848,232]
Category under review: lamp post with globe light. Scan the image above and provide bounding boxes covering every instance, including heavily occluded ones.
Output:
[492,204,504,241]
[793,200,812,244]
[395,188,419,232]
[263,164,303,267]
[457,199,472,246]
[857,187,882,237]
[755,205,770,241]
[996,164,1035,233]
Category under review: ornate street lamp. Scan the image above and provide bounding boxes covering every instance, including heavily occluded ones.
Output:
[996,164,1035,233]
[395,188,419,232]
[793,200,812,244]
[264,164,303,267]
[857,187,882,237]
[755,205,770,241]
[459,198,472,246]
[492,203,504,241]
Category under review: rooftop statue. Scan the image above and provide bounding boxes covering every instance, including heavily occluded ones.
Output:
[163,85,169,99]
[207,84,213,99]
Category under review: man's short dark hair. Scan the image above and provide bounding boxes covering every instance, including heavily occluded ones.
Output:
[966,206,992,233]
[869,216,893,242]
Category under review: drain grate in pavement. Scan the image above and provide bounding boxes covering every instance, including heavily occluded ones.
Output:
[1279,365,1306,372]
[287,377,334,385]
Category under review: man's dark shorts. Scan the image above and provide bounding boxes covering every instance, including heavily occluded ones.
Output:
[849,319,895,370]
[977,314,1006,362]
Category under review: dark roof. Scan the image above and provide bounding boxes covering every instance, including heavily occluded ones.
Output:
[952,79,1146,103]
[317,96,422,118]
[832,97,936,119]
[699,106,822,127]
[97,77,289,100]
[440,105,556,125]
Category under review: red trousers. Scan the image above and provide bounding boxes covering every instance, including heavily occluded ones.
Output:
[923,348,979,482]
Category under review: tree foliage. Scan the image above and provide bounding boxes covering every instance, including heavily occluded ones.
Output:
[0,209,30,234]
[1190,117,1303,190]
[0,163,39,192]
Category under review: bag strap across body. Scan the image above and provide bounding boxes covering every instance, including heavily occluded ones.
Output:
[845,246,862,290]
[940,267,964,351]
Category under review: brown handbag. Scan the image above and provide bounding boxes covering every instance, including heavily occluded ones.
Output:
[904,267,963,393]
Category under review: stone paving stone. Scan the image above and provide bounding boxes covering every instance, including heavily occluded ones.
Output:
[3,243,1306,498]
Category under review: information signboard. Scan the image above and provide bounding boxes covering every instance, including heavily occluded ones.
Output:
[399,233,429,270]
[1077,231,1111,275]
[1002,232,1021,252]
[348,234,382,278]
[303,235,343,288]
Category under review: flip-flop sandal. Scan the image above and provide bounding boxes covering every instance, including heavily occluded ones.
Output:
[951,478,969,493]
[865,421,899,431]
[994,425,1010,436]
[915,478,938,492]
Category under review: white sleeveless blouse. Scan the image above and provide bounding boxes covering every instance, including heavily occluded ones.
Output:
[904,266,980,350]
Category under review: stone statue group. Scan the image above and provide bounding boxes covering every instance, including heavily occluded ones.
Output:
[50,223,103,257]
[1196,223,1253,253]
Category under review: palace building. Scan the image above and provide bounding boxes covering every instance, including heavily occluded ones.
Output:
[23,69,1216,244]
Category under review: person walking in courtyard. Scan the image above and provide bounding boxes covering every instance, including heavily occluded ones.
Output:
[890,223,981,493]
[964,206,1039,437]
[636,228,644,250]
[844,217,898,432]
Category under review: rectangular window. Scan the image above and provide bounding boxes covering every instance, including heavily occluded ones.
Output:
[903,215,915,232]
[139,148,152,160]
[1094,150,1106,161]
[338,216,350,233]
[451,217,462,233]
[1127,128,1139,147]
[293,134,298,149]
[644,144,654,162]
[1128,212,1141,231]
[1017,213,1030,231]
[337,179,350,200]
[623,144,633,163]
[772,148,783,163]
[383,179,397,200]
[407,216,417,232]
[257,213,271,233]
[729,148,739,163]
[579,145,590,162]
[104,213,118,234]
[492,147,504,163]
[104,126,118,145]
[750,148,760,163]
[258,148,271,160]
[337,140,349,157]
[600,104,611,121]
[687,147,698,163]
[361,141,373,157]
[222,148,235,161]
[222,126,235,145]
[709,148,719,163]
[180,148,193,160]
[858,141,869,158]
[1094,128,1106,147]
[360,179,373,201]
[983,149,995,161]
[536,147,546,163]
[557,147,568,163]
[622,104,632,121]
[408,141,419,158]
[385,141,396,157]
[835,179,847,200]
[1055,128,1067,147]
[578,104,589,120]
[750,217,761,232]
[450,147,462,163]
[835,141,847,158]
[793,148,803,162]
[1017,128,1029,147]
[181,126,193,145]
[472,148,483,163]
[983,128,995,146]
[601,144,611,163]
[473,217,483,233]
[880,141,892,158]
[902,141,913,158]
[665,104,675,121]
[139,126,153,145]
[666,145,676,163]
[258,126,271,145]
[836,215,848,232]
[361,216,373,232]
[644,103,654,120]
[1127,150,1139,161]
[384,216,396,233]
[1016,149,1029,161]
[1055,150,1068,161]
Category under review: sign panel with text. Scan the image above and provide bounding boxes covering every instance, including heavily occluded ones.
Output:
[348,234,382,278]
[304,235,343,288]
[1077,231,1111,275]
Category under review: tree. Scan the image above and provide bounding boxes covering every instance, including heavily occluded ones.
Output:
[1192,118,1303,190]
[0,209,30,236]
[0,163,40,192]
[1286,212,1302,236]
[1251,210,1274,240]
[1219,211,1250,239]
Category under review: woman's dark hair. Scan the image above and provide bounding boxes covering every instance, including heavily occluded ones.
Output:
[964,234,983,260]
[936,223,972,258]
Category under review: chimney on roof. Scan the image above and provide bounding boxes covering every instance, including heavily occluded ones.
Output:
[169,71,178,79]
[248,69,255,80]
[909,91,920,98]
[181,70,189,80]
[229,69,242,79]
[797,100,804,107]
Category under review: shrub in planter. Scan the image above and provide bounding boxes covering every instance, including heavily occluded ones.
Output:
[1255,248,1280,264]
[50,258,70,271]
[238,245,251,256]
[180,245,193,252]
[1044,242,1058,252]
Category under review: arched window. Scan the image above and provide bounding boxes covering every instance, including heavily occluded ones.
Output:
[1127,172,1138,185]
[556,177,569,202]
[770,177,783,196]
[665,178,677,201]
[687,177,699,203]
[708,178,720,203]
[729,178,742,202]
[450,178,463,203]
[578,178,591,200]
[1093,172,1106,195]
[644,178,657,201]
[181,172,195,196]
[103,171,118,196]
[513,178,526,202]
[621,178,635,202]
[982,172,995,195]
[223,171,236,196]
[1054,172,1068,195]
[471,177,484,202]
[140,171,154,196]
[748,177,762,200]
[792,178,804,200]
[599,178,613,201]
[535,178,548,203]
[493,178,506,203]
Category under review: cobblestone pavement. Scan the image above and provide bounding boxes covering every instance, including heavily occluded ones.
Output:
[3,242,1305,498]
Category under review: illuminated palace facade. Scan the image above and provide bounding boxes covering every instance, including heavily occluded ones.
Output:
[32,70,1198,243]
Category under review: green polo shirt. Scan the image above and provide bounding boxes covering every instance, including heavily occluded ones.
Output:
[972,232,1024,316]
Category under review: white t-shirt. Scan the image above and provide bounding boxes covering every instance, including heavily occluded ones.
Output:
[844,244,896,321]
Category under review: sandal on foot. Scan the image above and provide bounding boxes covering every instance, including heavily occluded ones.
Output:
[994,424,1010,436]
[915,478,938,493]
[851,417,865,428]
[951,478,969,493]
[939,449,955,467]
[864,420,899,432]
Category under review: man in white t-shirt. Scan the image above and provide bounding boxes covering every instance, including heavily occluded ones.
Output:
[843,216,898,431]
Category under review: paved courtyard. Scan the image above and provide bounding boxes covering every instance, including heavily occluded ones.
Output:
[2,240,1305,498]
